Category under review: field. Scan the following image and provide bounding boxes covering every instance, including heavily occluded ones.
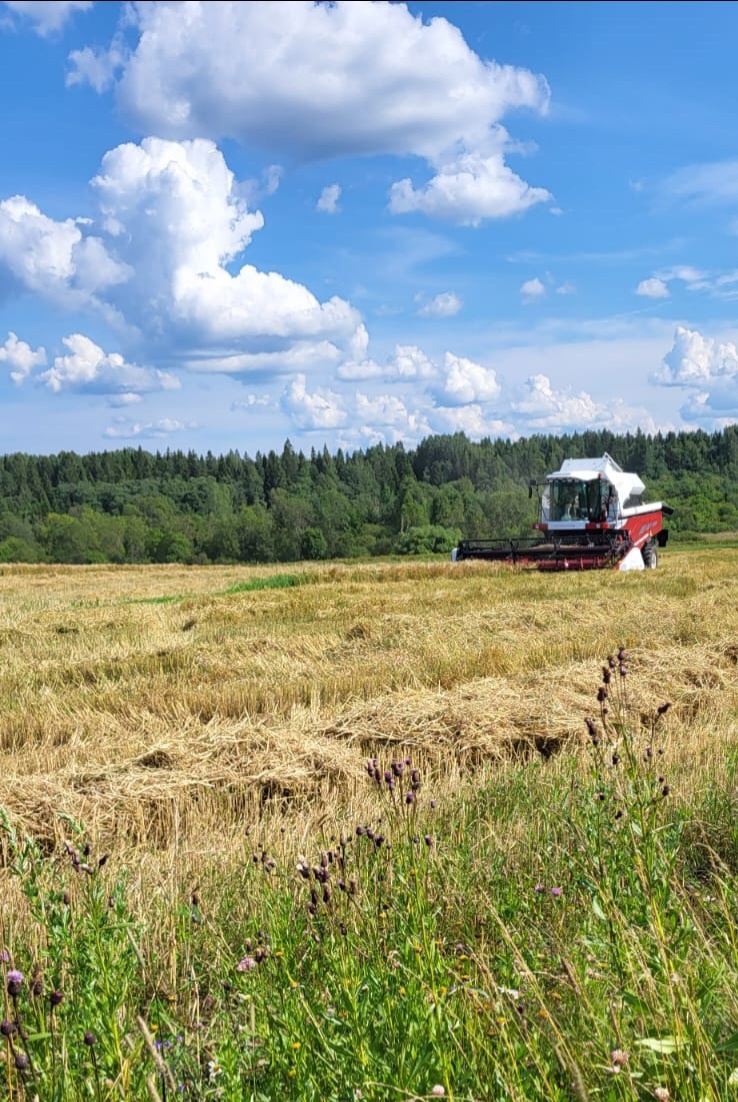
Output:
[1,551,738,1100]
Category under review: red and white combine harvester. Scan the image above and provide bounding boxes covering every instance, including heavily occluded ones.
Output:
[452,453,673,571]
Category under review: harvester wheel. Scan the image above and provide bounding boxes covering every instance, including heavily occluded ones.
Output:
[643,540,658,569]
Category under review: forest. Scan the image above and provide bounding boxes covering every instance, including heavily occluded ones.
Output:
[0,425,737,564]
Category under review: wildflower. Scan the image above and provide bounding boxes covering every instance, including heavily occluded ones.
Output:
[0,950,8,963]
[84,1031,97,1047]
[662,784,670,798]
[431,1087,446,1097]
[534,883,545,893]
[14,1052,29,1072]
[617,646,626,662]
[405,792,415,805]
[619,664,627,678]
[611,752,620,766]
[654,1088,670,1101]
[6,969,23,997]
[597,687,608,703]
[237,957,257,973]
[1,1020,17,1037]
[424,834,433,847]
[611,1049,628,1067]
[585,716,597,737]
[550,887,563,898]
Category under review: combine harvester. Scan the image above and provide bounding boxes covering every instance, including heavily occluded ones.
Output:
[452,453,673,571]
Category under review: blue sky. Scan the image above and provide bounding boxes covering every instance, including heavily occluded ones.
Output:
[2,0,738,457]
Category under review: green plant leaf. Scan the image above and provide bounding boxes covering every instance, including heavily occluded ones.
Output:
[636,1036,684,1054]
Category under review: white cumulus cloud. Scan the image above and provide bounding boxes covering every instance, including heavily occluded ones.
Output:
[418,291,462,318]
[0,138,361,372]
[636,277,669,299]
[0,330,46,383]
[440,352,500,405]
[38,333,180,394]
[520,276,546,300]
[71,0,551,225]
[104,417,191,439]
[653,326,738,386]
[92,137,358,349]
[316,184,341,214]
[3,0,92,36]
[281,373,347,430]
[510,373,660,435]
[390,150,550,226]
[0,195,129,312]
[429,404,513,439]
[337,331,436,381]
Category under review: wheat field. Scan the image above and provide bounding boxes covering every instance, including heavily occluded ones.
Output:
[1,550,736,856]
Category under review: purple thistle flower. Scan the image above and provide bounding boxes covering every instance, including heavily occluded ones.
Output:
[0,950,9,963]
[14,1052,29,1072]
[550,887,563,897]
[534,883,545,893]
[83,1031,97,1047]
[236,956,257,973]
[1,1020,17,1037]
[50,990,64,1008]
[7,969,23,997]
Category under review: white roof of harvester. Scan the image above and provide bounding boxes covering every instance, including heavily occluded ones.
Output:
[546,453,645,500]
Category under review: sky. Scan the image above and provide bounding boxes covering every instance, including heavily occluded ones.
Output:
[2,1,738,458]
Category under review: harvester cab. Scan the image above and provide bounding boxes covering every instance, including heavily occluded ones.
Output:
[452,453,673,571]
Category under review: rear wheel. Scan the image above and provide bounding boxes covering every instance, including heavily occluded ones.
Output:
[643,540,658,569]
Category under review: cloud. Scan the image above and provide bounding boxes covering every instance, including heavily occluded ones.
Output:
[0,195,129,313]
[0,330,46,383]
[428,404,513,439]
[417,291,462,318]
[316,184,341,214]
[38,333,180,394]
[510,373,658,435]
[653,326,738,387]
[439,352,500,405]
[280,373,347,430]
[107,392,142,407]
[0,139,360,372]
[353,394,431,446]
[664,159,738,205]
[520,276,545,300]
[389,150,550,225]
[680,384,738,426]
[3,0,92,36]
[71,0,551,225]
[636,277,669,299]
[91,138,358,349]
[337,328,436,381]
[104,417,191,439]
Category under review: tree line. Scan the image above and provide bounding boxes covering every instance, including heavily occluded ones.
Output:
[0,425,737,564]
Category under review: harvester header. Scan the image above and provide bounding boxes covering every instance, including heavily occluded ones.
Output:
[452,452,673,571]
